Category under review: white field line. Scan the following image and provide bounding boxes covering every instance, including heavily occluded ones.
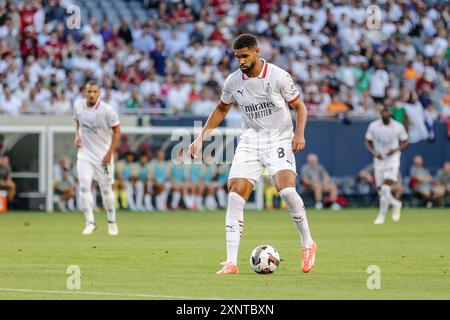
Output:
[0,288,222,300]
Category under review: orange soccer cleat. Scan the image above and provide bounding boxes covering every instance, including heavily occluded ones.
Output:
[216,262,239,275]
[301,241,317,273]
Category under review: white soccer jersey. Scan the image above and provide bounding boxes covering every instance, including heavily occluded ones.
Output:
[365,119,408,166]
[220,59,301,144]
[73,99,120,164]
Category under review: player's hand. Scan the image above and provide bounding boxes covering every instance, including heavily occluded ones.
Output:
[386,149,398,156]
[374,152,383,160]
[188,138,202,159]
[74,136,82,148]
[292,134,306,152]
[102,151,112,166]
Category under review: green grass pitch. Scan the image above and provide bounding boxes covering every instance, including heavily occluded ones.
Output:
[0,208,449,300]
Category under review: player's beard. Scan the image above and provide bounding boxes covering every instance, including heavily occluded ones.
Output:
[241,60,256,76]
[86,97,99,107]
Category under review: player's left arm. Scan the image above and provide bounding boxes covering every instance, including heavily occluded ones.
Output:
[102,107,122,166]
[279,71,307,152]
[102,125,122,166]
[289,98,307,152]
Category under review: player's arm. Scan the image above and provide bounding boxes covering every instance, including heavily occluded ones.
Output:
[188,101,234,158]
[102,125,122,166]
[364,139,383,160]
[74,121,82,148]
[289,98,307,152]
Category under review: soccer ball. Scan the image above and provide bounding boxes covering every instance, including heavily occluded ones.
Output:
[249,245,280,274]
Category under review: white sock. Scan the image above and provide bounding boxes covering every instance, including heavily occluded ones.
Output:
[80,188,94,224]
[185,194,194,208]
[67,198,75,211]
[378,189,389,218]
[76,186,82,210]
[196,195,203,209]
[100,186,116,223]
[206,195,217,209]
[144,194,154,210]
[135,181,145,208]
[162,190,169,207]
[171,191,181,208]
[226,192,246,265]
[91,187,98,210]
[216,188,227,207]
[125,181,136,209]
[279,187,313,248]
[381,184,401,207]
[156,193,165,209]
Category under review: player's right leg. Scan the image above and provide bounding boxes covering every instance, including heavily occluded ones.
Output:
[374,163,402,224]
[95,162,119,236]
[216,178,253,275]
[76,159,97,235]
[217,144,262,275]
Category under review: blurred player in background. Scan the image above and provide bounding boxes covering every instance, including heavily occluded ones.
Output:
[214,163,230,209]
[74,81,121,235]
[365,107,408,224]
[113,151,128,209]
[54,168,76,212]
[0,155,16,203]
[135,153,153,211]
[118,151,137,211]
[202,155,218,210]
[189,34,316,274]
[150,148,169,211]
[169,149,187,210]
[185,161,204,211]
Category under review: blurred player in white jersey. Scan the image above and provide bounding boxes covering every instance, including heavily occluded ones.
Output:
[188,34,316,274]
[74,81,122,235]
[365,107,408,224]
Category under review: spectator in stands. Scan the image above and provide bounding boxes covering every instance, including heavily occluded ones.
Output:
[149,149,169,211]
[0,85,21,116]
[370,60,389,104]
[409,155,434,207]
[54,167,76,211]
[300,154,341,210]
[433,161,450,206]
[0,0,447,125]
[0,155,16,202]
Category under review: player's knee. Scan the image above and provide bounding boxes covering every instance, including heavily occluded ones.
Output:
[80,186,90,194]
[279,187,304,211]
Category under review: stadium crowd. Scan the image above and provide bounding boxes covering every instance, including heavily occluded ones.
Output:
[0,0,449,210]
[0,0,448,128]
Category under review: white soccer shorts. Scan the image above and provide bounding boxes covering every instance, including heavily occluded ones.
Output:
[228,140,297,187]
[374,160,399,187]
[77,158,115,187]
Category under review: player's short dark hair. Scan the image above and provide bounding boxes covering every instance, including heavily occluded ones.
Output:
[84,80,99,90]
[233,34,258,50]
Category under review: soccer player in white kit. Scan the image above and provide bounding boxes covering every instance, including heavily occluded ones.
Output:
[188,34,316,274]
[74,81,122,235]
[365,107,408,224]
